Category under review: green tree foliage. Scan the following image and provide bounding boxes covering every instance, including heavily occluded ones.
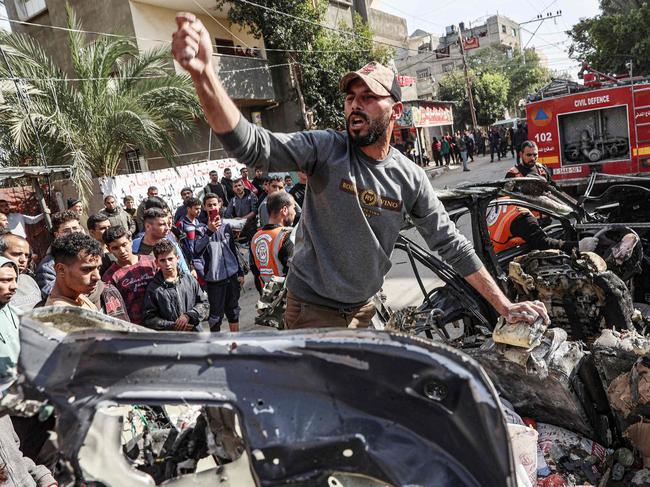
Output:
[214,0,391,129]
[439,46,550,127]
[438,69,510,127]
[300,16,391,129]
[468,46,551,115]
[0,5,202,199]
[568,1,650,74]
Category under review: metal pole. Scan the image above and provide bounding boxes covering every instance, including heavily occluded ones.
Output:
[31,177,52,231]
[457,26,478,128]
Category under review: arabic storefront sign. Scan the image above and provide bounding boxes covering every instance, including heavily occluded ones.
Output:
[395,102,454,128]
[98,158,245,212]
[397,74,416,87]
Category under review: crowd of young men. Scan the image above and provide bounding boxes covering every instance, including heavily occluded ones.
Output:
[0,167,299,341]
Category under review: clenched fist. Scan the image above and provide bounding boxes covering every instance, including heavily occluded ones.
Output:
[172,12,214,77]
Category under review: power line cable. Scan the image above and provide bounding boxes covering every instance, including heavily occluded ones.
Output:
[0,15,375,54]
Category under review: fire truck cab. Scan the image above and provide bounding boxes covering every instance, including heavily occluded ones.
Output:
[526,69,650,190]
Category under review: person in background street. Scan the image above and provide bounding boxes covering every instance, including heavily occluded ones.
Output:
[508,126,515,158]
[0,233,41,311]
[123,195,136,218]
[431,137,442,167]
[194,199,244,332]
[224,178,258,242]
[44,232,101,310]
[506,140,553,183]
[499,127,508,158]
[250,192,296,293]
[142,239,207,331]
[176,196,206,277]
[284,175,294,190]
[103,225,157,325]
[252,168,265,194]
[513,122,528,164]
[441,136,451,166]
[132,208,191,274]
[36,210,84,299]
[172,187,195,224]
[289,171,307,208]
[255,177,271,207]
[172,16,548,329]
[257,176,286,228]
[87,213,115,275]
[0,199,49,239]
[135,186,159,230]
[239,167,258,195]
[452,133,462,164]
[203,170,229,206]
[0,212,7,230]
[458,133,469,172]
[101,195,136,234]
[466,131,475,162]
[221,167,236,201]
[67,197,83,217]
[489,126,501,162]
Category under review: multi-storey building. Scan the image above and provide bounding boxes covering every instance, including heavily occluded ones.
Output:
[4,0,408,173]
[396,15,522,101]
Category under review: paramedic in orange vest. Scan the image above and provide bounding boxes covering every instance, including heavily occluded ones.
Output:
[506,140,553,183]
[487,198,598,254]
[250,191,296,292]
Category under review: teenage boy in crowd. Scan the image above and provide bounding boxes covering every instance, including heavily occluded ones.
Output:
[133,208,191,274]
[44,232,102,310]
[176,197,206,279]
[36,210,84,298]
[194,196,244,332]
[103,226,157,325]
[87,213,115,275]
[142,239,207,331]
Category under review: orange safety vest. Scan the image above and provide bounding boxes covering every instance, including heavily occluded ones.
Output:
[487,202,533,253]
[251,226,292,285]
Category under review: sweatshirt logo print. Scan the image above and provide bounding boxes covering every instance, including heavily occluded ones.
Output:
[339,179,403,212]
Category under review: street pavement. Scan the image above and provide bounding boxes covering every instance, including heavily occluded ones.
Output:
[238,151,519,331]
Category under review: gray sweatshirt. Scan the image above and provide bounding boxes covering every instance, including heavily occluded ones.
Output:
[219,116,483,307]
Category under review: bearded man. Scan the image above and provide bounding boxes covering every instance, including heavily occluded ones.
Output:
[171,13,549,330]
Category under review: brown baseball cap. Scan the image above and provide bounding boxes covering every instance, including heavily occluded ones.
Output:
[339,62,402,102]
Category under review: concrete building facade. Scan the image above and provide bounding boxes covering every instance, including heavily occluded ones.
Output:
[396,15,522,101]
[5,0,410,174]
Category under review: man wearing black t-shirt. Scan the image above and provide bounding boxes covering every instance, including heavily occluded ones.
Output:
[289,171,307,208]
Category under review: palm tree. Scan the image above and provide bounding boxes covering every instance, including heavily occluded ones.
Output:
[0,4,203,200]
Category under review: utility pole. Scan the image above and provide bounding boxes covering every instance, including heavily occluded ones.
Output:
[518,11,563,64]
[457,25,478,128]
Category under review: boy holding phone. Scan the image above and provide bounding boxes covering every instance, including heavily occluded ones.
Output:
[194,193,245,332]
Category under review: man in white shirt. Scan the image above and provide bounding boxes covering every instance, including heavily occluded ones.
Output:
[0,199,50,239]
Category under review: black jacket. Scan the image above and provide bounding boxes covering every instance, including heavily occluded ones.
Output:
[142,269,208,331]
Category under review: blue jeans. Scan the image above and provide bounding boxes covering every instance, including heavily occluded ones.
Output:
[461,151,469,170]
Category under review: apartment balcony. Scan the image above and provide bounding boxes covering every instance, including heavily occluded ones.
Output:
[12,0,47,21]
[211,54,276,105]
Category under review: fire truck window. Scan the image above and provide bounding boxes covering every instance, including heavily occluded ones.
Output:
[558,106,630,166]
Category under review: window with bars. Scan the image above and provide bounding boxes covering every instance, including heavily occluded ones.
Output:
[416,68,430,80]
[125,149,144,174]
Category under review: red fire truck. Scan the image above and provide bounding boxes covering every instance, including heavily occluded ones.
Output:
[526,68,650,189]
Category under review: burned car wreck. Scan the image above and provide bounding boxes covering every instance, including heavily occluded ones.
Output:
[6,307,518,487]
[373,176,650,485]
[6,178,650,486]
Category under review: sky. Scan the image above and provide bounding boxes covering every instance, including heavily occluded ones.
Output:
[374,0,601,76]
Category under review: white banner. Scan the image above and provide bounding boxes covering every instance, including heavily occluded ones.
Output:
[97,158,245,211]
